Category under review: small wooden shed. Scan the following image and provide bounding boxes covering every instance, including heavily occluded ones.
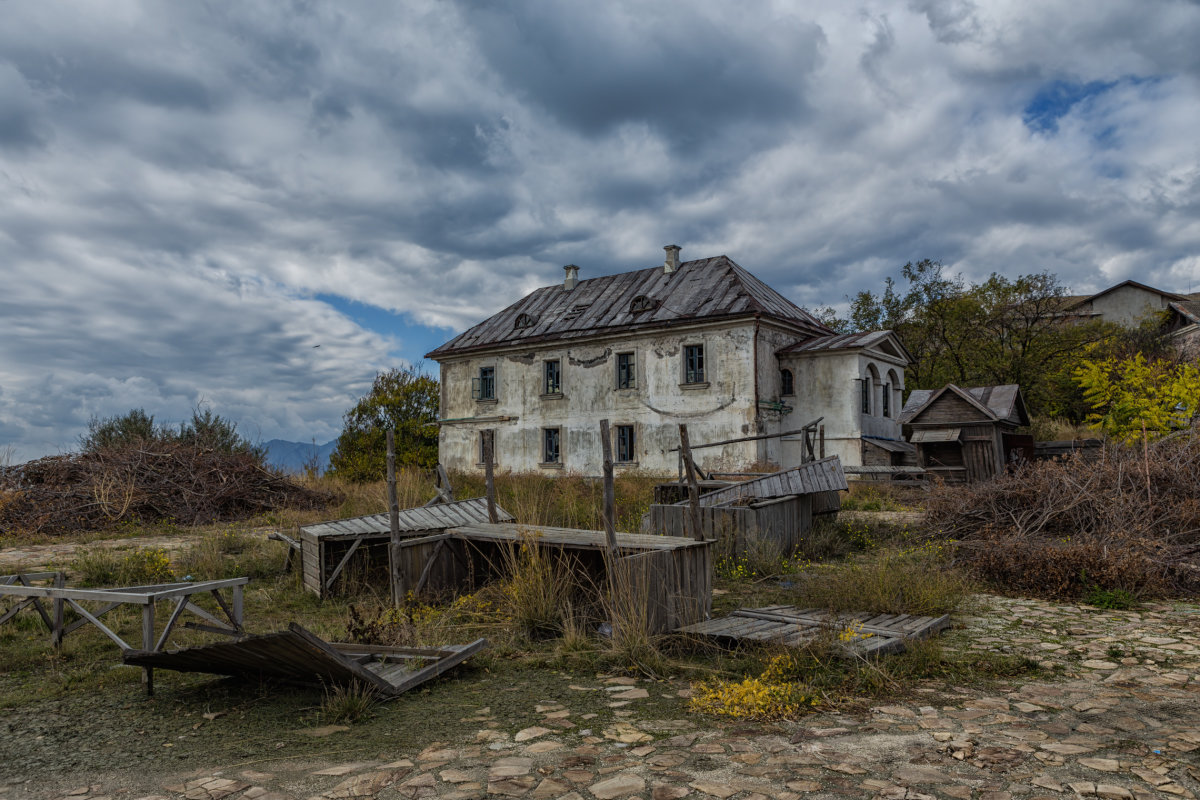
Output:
[899,384,1031,483]
[299,498,514,597]
[644,457,848,557]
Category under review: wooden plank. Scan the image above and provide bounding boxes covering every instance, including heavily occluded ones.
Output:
[377,638,487,695]
[679,424,704,542]
[326,536,366,591]
[65,599,132,650]
[600,419,618,561]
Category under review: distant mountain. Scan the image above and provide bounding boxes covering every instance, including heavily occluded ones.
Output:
[264,438,338,474]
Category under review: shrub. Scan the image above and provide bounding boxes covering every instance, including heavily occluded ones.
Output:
[175,530,287,581]
[319,681,378,725]
[689,654,818,719]
[72,547,175,587]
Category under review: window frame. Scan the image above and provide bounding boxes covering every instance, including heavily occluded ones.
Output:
[683,343,706,385]
[473,365,496,401]
[780,368,794,397]
[616,351,636,390]
[541,426,562,466]
[615,424,636,464]
[543,359,562,396]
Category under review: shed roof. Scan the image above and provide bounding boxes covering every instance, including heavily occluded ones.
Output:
[426,256,832,359]
[900,384,1029,427]
[1169,300,1200,325]
[862,437,917,453]
[687,457,848,507]
[300,497,514,541]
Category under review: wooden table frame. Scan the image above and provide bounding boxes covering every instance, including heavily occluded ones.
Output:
[1,572,248,694]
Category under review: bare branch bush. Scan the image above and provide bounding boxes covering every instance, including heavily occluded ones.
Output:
[925,435,1200,597]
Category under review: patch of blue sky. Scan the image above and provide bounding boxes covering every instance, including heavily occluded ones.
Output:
[316,293,450,368]
[1022,79,1116,134]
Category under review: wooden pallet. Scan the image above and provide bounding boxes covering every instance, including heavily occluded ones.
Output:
[677,605,951,656]
[124,623,486,697]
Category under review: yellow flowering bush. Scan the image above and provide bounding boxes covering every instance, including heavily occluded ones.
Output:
[689,655,818,719]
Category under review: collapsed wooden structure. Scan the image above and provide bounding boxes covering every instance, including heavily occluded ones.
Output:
[645,457,848,556]
[678,605,951,657]
[124,623,486,697]
[394,522,712,634]
[299,497,514,597]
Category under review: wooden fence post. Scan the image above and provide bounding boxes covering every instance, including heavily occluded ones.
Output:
[388,429,403,606]
[599,420,618,561]
[679,424,704,542]
[51,571,64,647]
[483,431,498,523]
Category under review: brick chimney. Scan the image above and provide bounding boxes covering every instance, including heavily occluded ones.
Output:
[664,245,681,274]
[563,264,580,290]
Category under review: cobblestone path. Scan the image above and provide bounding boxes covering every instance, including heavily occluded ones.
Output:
[6,595,1198,800]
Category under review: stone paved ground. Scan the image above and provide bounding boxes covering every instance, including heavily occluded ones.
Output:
[5,594,1198,800]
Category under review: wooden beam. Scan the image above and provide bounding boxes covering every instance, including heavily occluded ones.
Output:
[388,428,402,606]
[325,536,365,591]
[679,424,704,542]
[414,539,447,594]
[154,598,188,651]
[483,432,498,524]
[668,419,824,452]
[65,599,131,650]
[599,420,618,561]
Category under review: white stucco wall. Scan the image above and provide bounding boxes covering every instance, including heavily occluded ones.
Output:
[1082,286,1175,328]
[436,321,766,475]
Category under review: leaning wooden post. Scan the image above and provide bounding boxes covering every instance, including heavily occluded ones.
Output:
[679,424,704,542]
[51,571,64,647]
[483,432,498,523]
[388,429,403,606]
[142,601,155,695]
[819,424,825,459]
[599,420,618,560]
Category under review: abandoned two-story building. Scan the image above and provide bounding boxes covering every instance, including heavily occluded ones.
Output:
[426,247,911,475]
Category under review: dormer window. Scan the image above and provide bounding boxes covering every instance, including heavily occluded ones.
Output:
[514,313,537,330]
[629,295,658,314]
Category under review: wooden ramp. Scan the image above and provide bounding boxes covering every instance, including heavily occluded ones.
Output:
[123,623,486,697]
[677,605,951,657]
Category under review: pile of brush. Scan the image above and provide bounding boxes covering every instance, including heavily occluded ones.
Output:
[0,440,333,536]
[925,433,1200,598]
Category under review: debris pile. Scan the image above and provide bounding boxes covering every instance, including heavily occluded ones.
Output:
[926,434,1200,597]
[0,441,332,536]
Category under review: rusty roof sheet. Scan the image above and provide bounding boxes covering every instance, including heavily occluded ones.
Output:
[300,497,514,541]
[1170,300,1200,325]
[900,384,1028,426]
[686,457,848,507]
[426,256,831,359]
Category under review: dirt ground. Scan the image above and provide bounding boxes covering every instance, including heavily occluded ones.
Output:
[2,585,1197,800]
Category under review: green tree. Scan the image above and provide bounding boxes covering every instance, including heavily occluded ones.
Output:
[176,406,264,459]
[1074,354,1200,443]
[329,366,440,481]
[80,408,161,452]
[837,261,1117,417]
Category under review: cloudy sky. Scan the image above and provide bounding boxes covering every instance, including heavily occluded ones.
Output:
[3,0,1199,462]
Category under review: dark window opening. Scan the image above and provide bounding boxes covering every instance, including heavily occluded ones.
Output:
[781,369,794,396]
[629,295,659,313]
[543,428,560,463]
[684,344,705,384]
[617,352,636,389]
[882,382,891,417]
[616,425,636,463]
[860,378,870,415]
[514,313,537,329]
[544,360,561,394]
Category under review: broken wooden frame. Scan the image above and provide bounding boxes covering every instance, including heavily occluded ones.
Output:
[671,417,826,480]
[0,571,247,694]
[124,623,487,698]
[678,605,951,657]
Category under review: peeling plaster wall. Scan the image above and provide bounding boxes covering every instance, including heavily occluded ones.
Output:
[436,321,765,475]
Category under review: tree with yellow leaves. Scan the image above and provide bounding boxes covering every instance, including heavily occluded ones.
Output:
[1073,354,1200,443]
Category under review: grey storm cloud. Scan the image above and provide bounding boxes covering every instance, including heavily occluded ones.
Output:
[2,0,1200,461]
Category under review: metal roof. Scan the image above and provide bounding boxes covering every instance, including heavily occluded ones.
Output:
[778,330,887,353]
[911,428,962,443]
[300,497,514,541]
[687,457,848,507]
[900,384,1029,427]
[426,256,832,359]
[1169,300,1200,325]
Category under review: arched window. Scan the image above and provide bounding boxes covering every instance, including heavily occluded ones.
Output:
[780,369,794,396]
[863,364,880,415]
[885,369,901,418]
[629,295,659,314]
[514,312,537,329]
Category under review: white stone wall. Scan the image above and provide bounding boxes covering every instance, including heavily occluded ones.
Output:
[1083,286,1174,328]
[436,321,765,475]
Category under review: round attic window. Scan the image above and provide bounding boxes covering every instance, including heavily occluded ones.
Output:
[514,313,537,329]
